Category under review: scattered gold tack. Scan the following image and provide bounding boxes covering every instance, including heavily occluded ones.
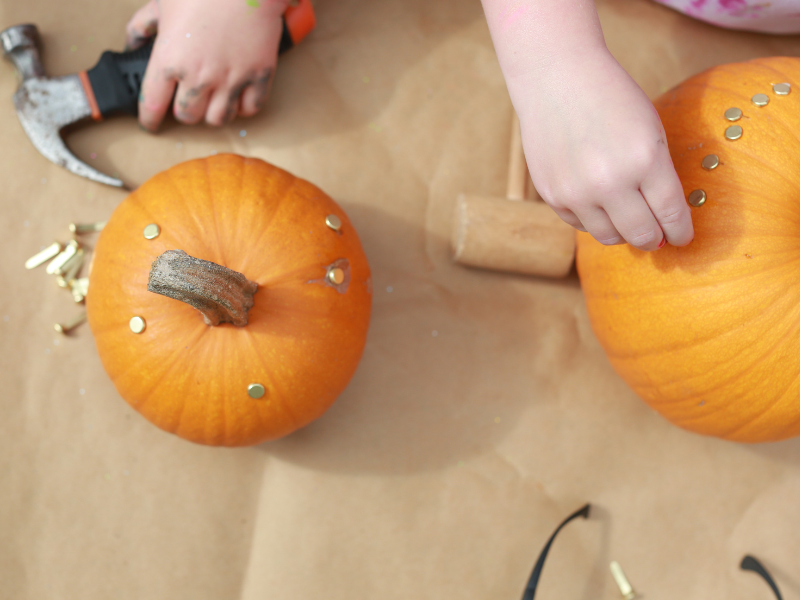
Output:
[325,214,342,231]
[54,312,87,334]
[724,107,742,121]
[773,83,791,95]
[70,277,89,302]
[327,267,345,285]
[688,189,707,207]
[725,125,743,141]
[61,252,84,284]
[610,561,636,600]
[752,93,769,107]
[25,242,63,270]
[701,154,720,170]
[60,247,85,277]
[69,221,106,234]
[248,383,266,399]
[143,223,161,240]
[46,240,80,275]
[70,280,85,304]
[129,316,146,334]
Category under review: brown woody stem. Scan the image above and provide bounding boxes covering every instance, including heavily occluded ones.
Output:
[148,250,258,327]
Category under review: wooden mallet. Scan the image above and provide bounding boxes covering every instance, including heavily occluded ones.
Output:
[451,112,576,278]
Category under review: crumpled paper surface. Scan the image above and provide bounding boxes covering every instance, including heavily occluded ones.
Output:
[2,0,800,598]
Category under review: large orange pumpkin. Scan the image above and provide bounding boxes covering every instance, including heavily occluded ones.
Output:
[577,57,800,443]
[87,154,372,446]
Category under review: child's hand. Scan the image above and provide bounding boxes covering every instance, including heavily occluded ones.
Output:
[126,0,289,131]
[515,50,694,250]
[481,0,693,251]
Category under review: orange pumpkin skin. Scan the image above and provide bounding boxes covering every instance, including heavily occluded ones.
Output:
[87,155,372,446]
[576,57,800,443]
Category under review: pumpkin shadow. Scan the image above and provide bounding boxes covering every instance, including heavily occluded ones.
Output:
[259,204,585,475]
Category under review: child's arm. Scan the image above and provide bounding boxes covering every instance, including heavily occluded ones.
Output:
[126,0,289,131]
[481,0,694,250]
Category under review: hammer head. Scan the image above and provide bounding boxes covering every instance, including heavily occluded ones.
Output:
[1,24,124,188]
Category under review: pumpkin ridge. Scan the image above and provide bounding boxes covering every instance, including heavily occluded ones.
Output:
[720,137,800,196]
[123,323,210,418]
[213,330,229,445]
[170,328,225,440]
[163,163,223,264]
[589,258,799,307]
[114,189,200,254]
[591,261,800,359]
[240,328,301,431]
[672,384,796,440]
[254,263,340,288]
[699,380,800,440]
[203,156,229,269]
[628,296,800,406]
[606,297,781,367]
[239,176,299,277]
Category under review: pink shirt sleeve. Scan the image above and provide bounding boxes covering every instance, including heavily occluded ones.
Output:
[653,0,800,33]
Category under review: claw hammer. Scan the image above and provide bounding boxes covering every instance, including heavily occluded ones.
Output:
[0,0,315,188]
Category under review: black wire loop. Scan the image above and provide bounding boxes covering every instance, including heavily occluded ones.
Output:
[520,504,591,600]
[741,555,783,600]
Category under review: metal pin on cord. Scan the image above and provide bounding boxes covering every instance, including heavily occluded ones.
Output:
[610,561,636,600]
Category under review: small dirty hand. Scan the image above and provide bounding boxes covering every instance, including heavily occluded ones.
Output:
[126,0,289,130]
[482,0,694,250]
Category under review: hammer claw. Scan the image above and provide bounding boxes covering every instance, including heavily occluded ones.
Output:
[13,74,125,188]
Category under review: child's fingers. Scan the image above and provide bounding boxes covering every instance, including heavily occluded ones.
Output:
[239,67,275,117]
[173,82,212,125]
[550,206,587,232]
[205,85,243,126]
[573,205,626,246]
[639,151,695,246]
[138,66,178,131]
[125,0,160,50]
[603,192,664,251]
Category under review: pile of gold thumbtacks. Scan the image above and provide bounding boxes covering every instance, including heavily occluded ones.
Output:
[24,221,105,334]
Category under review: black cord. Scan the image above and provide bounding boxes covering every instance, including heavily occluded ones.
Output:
[520,504,591,600]
[741,555,783,600]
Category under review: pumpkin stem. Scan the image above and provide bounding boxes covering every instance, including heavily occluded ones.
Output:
[148,250,258,327]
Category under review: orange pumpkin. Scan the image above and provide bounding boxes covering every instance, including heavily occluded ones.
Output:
[87,154,372,446]
[577,57,800,443]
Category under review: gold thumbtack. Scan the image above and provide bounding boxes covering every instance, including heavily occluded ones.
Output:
[688,189,707,207]
[610,561,636,600]
[725,125,743,141]
[69,221,106,234]
[724,107,742,121]
[248,383,266,399]
[70,278,89,303]
[701,154,720,170]
[129,316,146,334]
[325,215,342,232]
[60,247,85,277]
[58,252,84,287]
[327,267,345,285]
[25,242,63,270]
[54,312,87,334]
[773,83,791,96]
[143,223,161,240]
[46,240,80,275]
